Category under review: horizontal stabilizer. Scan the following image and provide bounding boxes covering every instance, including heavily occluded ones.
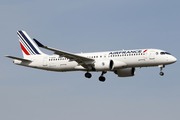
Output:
[5,55,32,62]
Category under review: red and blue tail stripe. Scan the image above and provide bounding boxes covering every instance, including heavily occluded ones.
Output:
[19,42,30,55]
[17,31,41,55]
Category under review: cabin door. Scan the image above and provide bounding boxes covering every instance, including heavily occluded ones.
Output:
[43,57,48,66]
[149,52,155,60]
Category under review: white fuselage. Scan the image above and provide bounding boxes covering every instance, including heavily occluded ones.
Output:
[13,49,177,72]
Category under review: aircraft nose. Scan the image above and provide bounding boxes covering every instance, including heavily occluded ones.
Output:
[169,56,177,63]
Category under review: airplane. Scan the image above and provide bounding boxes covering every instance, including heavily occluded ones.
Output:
[5,30,177,82]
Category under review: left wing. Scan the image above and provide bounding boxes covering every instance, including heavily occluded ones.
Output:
[33,39,95,70]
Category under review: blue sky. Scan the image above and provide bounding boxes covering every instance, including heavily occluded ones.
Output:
[1,0,180,120]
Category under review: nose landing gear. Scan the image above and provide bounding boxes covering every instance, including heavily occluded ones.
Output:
[160,72,164,76]
[158,65,165,76]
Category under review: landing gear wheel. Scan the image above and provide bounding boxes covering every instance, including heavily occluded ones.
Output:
[98,71,107,82]
[158,65,165,76]
[99,76,106,82]
[85,72,92,78]
[159,72,164,76]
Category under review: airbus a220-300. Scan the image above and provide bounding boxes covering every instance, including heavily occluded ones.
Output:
[6,31,177,82]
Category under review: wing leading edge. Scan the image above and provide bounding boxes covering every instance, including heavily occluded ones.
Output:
[33,39,95,70]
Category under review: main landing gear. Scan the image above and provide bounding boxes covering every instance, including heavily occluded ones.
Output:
[85,71,107,82]
[85,72,92,78]
[159,65,165,76]
[99,71,107,82]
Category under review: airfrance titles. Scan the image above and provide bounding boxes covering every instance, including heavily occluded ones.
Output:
[109,50,146,55]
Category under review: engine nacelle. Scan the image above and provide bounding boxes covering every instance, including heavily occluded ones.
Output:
[115,68,135,77]
[94,60,114,71]
[94,60,127,71]
[112,60,127,70]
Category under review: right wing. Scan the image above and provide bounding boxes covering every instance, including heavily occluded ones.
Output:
[33,39,95,70]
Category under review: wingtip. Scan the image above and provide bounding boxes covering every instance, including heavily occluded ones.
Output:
[33,38,44,47]
[4,55,9,58]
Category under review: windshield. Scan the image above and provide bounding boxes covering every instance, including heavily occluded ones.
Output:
[160,52,171,55]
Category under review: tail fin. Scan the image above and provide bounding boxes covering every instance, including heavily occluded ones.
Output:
[17,30,45,58]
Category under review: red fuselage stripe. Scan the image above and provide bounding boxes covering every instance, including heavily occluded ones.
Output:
[143,50,147,53]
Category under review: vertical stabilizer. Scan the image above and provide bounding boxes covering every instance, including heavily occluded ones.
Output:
[17,30,45,58]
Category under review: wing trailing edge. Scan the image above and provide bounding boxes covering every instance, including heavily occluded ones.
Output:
[33,39,95,70]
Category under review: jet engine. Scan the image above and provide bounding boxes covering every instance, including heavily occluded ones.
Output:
[94,60,127,71]
[114,68,135,77]
[94,60,113,71]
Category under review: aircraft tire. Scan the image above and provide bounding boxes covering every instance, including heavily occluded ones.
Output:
[159,72,164,76]
[85,72,92,78]
[99,76,106,82]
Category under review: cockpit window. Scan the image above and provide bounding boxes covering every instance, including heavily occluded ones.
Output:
[165,52,171,55]
[160,52,171,55]
[160,52,165,55]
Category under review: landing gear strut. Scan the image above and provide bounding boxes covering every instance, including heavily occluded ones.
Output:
[85,72,92,78]
[158,65,165,76]
[99,71,107,82]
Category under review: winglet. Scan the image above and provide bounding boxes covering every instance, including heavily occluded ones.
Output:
[33,38,44,47]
